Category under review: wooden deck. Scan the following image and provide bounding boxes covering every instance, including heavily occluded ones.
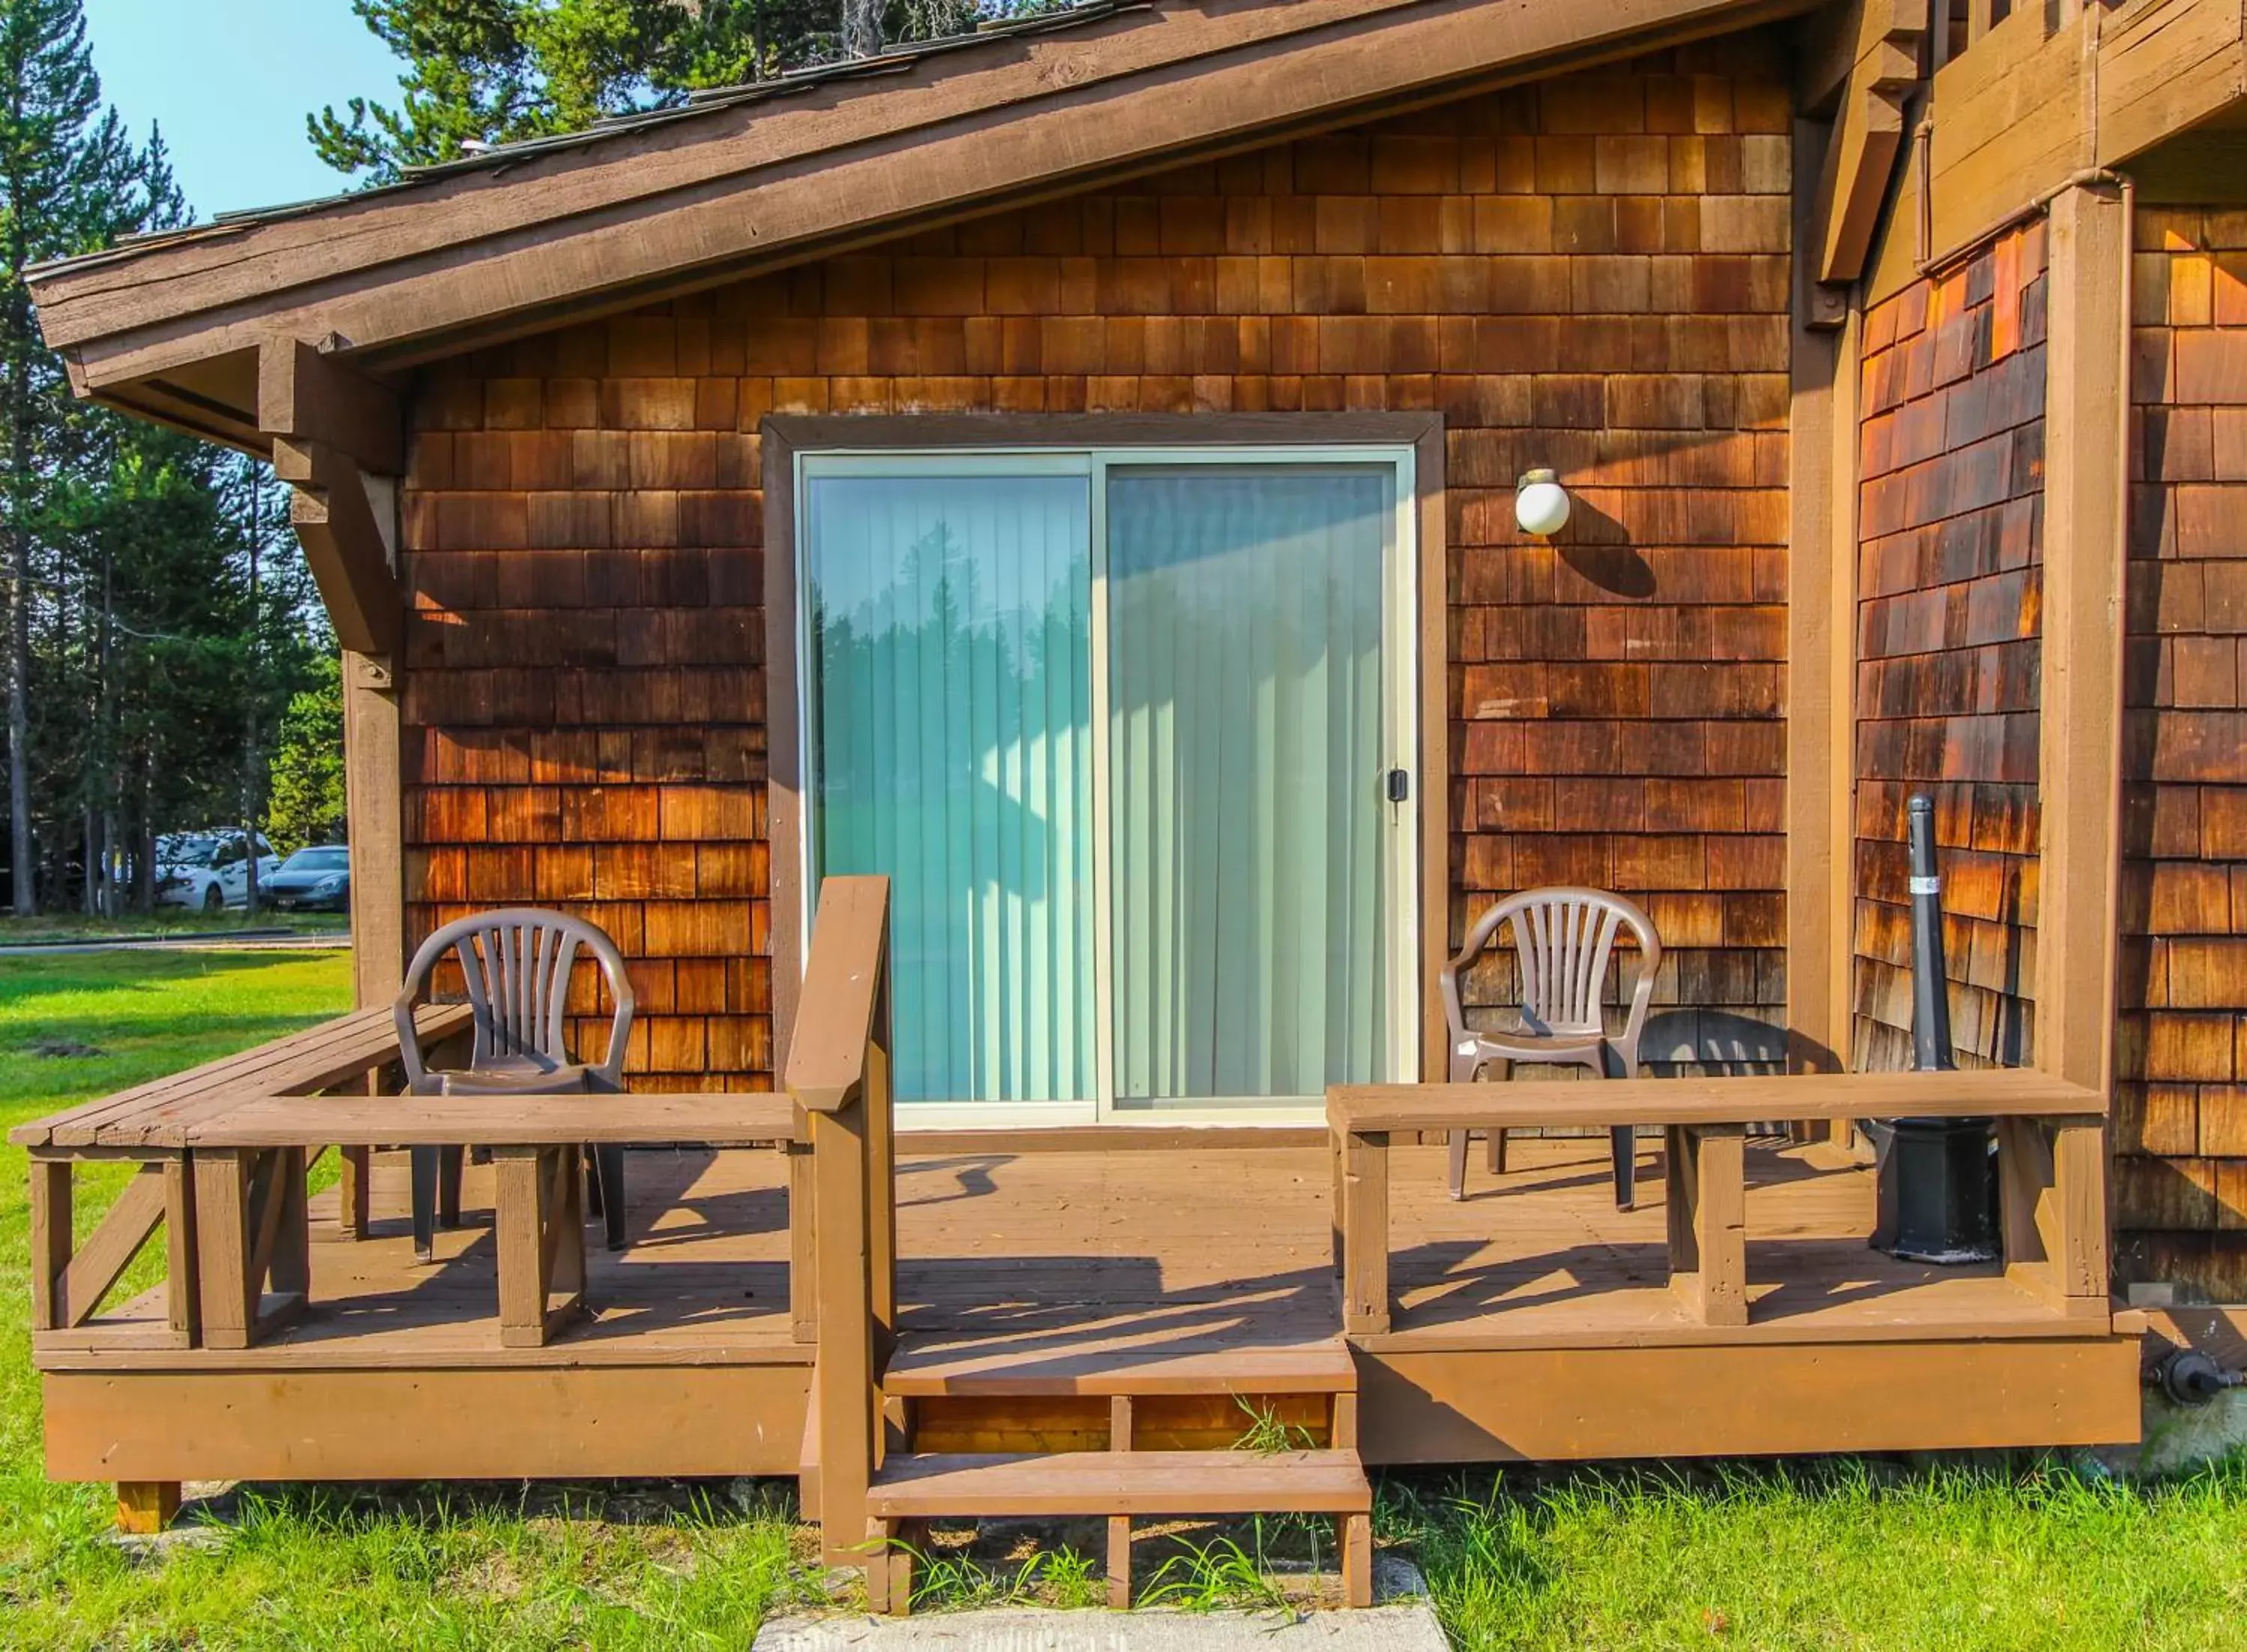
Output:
[41,1132,2141,1477]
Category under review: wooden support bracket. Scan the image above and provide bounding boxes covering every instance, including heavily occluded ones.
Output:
[259,339,404,657]
[1804,0,1928,291]
[278,444,403,657]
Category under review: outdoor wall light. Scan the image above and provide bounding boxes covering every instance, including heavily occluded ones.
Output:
[1514,469,1571,538]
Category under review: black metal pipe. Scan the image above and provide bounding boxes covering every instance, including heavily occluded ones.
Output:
[1870,794,1998,1263]
[1907,795,1955,1073]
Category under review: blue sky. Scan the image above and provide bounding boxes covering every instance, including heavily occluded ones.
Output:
[84,1,403,220]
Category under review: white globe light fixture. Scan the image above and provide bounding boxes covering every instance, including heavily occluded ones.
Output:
[1514,468,1571,538]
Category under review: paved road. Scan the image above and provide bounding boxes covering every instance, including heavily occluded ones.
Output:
[0,930,352,957]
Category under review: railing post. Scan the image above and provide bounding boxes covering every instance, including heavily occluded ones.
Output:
[1997,1115,2110,1317]
[785,874,896,1572]
[1666,1123,1747,1326]
[810,1093,876,1564]
[865,972,897,1368]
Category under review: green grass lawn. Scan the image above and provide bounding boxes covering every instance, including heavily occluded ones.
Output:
[1,950,2243,1648]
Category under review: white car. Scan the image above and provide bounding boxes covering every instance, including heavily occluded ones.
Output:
[155,832,284,911]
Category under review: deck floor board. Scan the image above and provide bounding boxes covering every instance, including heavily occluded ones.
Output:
[50,1135,2084,1372]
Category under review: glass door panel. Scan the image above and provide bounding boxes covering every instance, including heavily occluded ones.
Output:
[1104,464,1394,1105]
[804,470,1094,1105]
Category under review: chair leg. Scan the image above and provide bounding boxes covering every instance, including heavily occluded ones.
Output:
[437,1146,465,1228]
[593,1146,628,1250]
[1610,1124,1635,1210]
[1447,1129,1470,1200]
[410,1146,440,1263]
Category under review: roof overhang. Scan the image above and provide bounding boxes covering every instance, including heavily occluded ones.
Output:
[30,0,1810,454]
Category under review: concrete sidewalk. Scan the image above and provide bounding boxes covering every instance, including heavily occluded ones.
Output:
[754,1606,1450,1651]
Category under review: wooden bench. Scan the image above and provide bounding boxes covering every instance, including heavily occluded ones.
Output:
[1327,1069,2111,1337]
[13,1004,475,1354]
[184,1091,800,1349]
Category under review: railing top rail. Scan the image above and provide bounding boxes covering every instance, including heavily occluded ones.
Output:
[8,1002,477,1150]
[784,875,891,1115]
[182,1090,801,1149]
[1329,1067,2105,1132]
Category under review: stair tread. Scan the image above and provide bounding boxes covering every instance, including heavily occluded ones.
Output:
[868,1449,1371,1518]
[886,1336,1356,1397]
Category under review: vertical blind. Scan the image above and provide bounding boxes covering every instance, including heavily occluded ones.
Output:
[805,456,1397,1110]
[1106,466,1392,1101]
[805,472,1096,1103]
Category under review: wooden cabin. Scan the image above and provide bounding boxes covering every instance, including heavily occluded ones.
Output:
[19,0,2247,1600]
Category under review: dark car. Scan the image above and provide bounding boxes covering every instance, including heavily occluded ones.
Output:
[266,845,351,912]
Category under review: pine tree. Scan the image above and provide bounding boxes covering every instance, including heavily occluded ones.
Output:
[0,0,178,911]
[311,1,1067,184]
[266,653,347,854]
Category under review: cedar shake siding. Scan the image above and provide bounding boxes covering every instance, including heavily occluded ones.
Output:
[399,35,1798,1093]
[2114,205,2247,1299]
[1851,222,2047,1075]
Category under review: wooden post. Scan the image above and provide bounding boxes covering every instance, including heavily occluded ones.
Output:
[789,1131,817,1345]
[163,1156,198,1340]
[811,1096,875,1566]
[2016,180,2125,1311]
[115,1481,181,1535]
[267,1146,311,1303]
[29,1157,70,1333]
[784,875,894,1574]
[495,1144,586,1347]
[1666,1123,1748,1325]
[342,650,405,1011]
[2036,180,2129,1099]
[1332,1386,1371,1605]
[864,1039,897,1370]
[338,1069,377,1240]
[192,1149,257,1349]
[1998,1115,2110,1314]
[1108,1393,1134,1609]
[1788,114,1857,1102]
[1341,1128,1391,1335]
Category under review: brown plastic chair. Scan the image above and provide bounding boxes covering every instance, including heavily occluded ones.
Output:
[1439,887,1661,1208]
[393,908,636,1260]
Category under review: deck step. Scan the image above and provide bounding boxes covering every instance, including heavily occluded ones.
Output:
[885,1337,1356,1397]
[867,1448,1371,1519]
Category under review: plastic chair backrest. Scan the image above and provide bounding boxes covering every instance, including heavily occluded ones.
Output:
[1440,886,1661,1045]
[393,908,635,1089]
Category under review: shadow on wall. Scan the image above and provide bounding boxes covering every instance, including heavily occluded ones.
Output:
[1641,1008,1788,1074]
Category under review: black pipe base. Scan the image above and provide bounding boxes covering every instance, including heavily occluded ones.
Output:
[1865,1117,2001,1263]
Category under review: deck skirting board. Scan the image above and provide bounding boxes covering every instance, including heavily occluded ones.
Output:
[1356,1339,2142,1464]
[40,1364,810,1483]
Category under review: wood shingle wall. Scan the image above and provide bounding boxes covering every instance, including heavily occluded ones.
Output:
[2115,206,2247,1298]
[398,38,1798,1093]
[1852,222,2047,1072]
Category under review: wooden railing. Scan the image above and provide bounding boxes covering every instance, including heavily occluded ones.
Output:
[781,874,898,1568]
[1327,1068,2111,1337]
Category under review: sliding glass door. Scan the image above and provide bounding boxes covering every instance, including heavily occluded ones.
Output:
[801,446,1416,1124]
